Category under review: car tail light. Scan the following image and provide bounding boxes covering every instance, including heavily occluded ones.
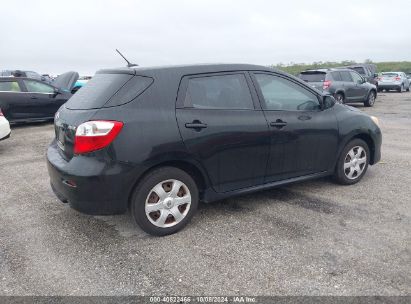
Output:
[394,76,401,81]
[74,120,123,154]
[0,109,3,116]
[323,80,332,90]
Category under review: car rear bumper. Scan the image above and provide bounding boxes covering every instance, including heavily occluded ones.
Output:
[47,140,136,215]
[378,83,401,90]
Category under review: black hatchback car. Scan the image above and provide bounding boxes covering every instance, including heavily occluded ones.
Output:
[47,64,381,236]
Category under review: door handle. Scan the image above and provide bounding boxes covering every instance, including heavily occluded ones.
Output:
[185,120,207,131]
[270,120,287,129]
[31,96,38,99]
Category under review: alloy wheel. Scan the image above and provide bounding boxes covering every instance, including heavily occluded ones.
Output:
[145,179,191,228]
[344,146,367,180]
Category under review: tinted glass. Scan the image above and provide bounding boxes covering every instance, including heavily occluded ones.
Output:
[331,72,342,81]
[255,74,320,111]
[0,81,21,92]
[382,73,399,77]
[350,72,363,83]
[351,67,365,75]
[105,76,153,107]
[340,71,353,82]
[299,72,326,82]
[65,73,133,110]
[185,74,254,110]
[23,80,54,93]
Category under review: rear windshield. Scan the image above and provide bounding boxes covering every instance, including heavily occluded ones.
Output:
[298,72,326,82]
[381,73,399,77]
[65,74,153,110]
[351,67,365,75]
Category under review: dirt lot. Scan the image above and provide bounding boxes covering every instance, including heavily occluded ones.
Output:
[0,92,410,296]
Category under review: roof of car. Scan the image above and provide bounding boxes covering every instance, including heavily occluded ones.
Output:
[301,68,353,73]
[97,63,282,77]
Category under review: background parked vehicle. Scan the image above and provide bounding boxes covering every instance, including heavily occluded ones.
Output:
[71,76,91,94]
[0,109,11,140]
[0,72,78,123]
[47,64,381,236]
[0,69,51,83]
[298,68,377,107]
[377,72,410,92]
[344,64,378,87]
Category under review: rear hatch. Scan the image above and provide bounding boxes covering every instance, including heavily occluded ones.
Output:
[54,70,153,160]
[298,71,327,91]
[380,73,399,83]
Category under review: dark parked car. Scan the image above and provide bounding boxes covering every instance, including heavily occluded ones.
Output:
[47,64,382,236]
[0,72,78,123]
[0,69,51,83]
[344,64,378,87]
[299,68,377,107]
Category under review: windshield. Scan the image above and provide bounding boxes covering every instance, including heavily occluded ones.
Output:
[351,67,365,75]
[298,72,326,82]
[382,73,399,77]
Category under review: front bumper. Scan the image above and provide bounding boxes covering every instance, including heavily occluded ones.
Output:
[47,140,136,215]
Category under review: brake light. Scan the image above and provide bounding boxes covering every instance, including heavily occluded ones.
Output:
[323,80,332,90]
[394,76,401,81]
[0,109,3,116]
[74,120,123,154]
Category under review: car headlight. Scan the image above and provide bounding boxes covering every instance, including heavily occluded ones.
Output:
[371,116,380,127]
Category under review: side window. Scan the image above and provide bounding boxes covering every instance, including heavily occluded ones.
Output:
[23,80,54,93]
[0,81,21,92]
[340,71,353,82]
[350,72,363,83]
[331,72,342,81]
[254,74,320,111]
[184,74,254,110]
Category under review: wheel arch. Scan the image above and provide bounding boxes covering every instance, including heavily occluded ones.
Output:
[338,132,376,167]
[127,158,211,208]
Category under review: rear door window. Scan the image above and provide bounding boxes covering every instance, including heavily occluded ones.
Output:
[330,72,342,81]
[65,74,153,110]
[298,73,326,82]
[340,71,353,82]
[184,74,254,110]
[0,81,21,92]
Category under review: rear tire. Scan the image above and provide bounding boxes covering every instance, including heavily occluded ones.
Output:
[364,91,376,107]
[334,139,369,185]
[406,85,410,92]
[335,92,345,104]
[397,84,403,93]
[131,167,199,236]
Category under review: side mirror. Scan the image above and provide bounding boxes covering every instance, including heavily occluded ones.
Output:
[373,73,378,78]
[53,87,61,96]
[322,95,336,110]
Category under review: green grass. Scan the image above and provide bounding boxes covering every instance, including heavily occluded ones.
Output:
[272,61,411,76]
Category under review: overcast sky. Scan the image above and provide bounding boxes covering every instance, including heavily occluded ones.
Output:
[1,0,410,75]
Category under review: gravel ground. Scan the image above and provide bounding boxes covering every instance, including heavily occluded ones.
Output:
[0,92,410,296]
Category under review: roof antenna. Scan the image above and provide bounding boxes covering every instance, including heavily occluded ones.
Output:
[115,49,138,67]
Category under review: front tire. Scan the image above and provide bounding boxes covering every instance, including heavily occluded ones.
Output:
[364,91,376,107]
[334,139,370,185]
[131,167,199,236]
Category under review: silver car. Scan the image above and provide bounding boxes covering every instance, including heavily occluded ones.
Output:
[378,72,410,92]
